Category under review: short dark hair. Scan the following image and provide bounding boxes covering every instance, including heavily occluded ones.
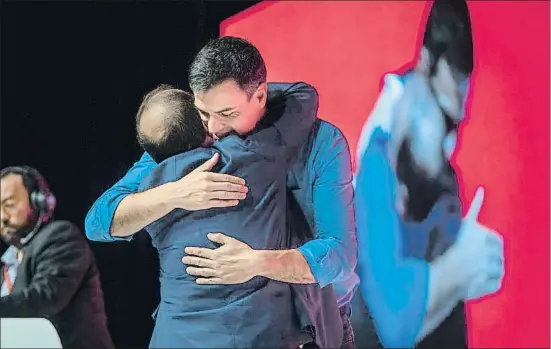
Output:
[136,85,206,163]
[423,0,473,75]
[1,166,41,197]
[189,36,267,97]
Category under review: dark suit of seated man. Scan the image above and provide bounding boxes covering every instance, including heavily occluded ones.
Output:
[135,83,318,348]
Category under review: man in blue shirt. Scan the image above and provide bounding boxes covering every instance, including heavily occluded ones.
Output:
[133,82,318,348]
[85,36,358,348]
[353,1,505,348]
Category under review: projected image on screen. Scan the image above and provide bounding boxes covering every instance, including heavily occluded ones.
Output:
[221,1,550,348]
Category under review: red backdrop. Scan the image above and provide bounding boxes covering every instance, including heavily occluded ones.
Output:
[221,1,550,348]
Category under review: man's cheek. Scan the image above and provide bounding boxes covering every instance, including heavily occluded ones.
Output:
[436,93,460,116]
[232,122,251,135]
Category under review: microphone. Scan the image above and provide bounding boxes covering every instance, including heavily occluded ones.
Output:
[18,211,46,247]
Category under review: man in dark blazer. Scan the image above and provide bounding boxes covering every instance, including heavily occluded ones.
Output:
[0,166,114,349]
[134,83,334,348]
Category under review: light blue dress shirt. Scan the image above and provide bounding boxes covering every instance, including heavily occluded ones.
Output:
[1,246,19,297]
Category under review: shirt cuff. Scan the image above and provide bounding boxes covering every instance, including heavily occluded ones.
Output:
[297,240,335,288]
[85,192,133,242]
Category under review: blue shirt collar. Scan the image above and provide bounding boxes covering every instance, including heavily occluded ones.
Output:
[1,246,19,266]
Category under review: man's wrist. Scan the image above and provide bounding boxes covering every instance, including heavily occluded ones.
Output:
[252,249,316,284]
[155,181,181,211]
[251,249,277,278]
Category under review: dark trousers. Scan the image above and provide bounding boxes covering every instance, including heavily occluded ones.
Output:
[303,304,355,349]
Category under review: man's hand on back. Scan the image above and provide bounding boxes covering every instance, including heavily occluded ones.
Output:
[182,232,316,285]
[182,233,260,284]
[108,153,248,238]
[165,153,249,211]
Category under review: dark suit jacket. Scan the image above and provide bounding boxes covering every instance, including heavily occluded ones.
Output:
[0,220,114,349]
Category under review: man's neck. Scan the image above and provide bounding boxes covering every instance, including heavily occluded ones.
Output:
[256,106,268,124]
[243,108,268,136]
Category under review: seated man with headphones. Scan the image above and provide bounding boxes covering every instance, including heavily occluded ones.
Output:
[0,166,114,349]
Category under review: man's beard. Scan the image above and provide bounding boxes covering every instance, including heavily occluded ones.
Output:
[212,128,233,140]
[0,213,39,248]
[396,137,457,222]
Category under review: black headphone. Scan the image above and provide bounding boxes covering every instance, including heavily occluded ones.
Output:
[8,166,57,223]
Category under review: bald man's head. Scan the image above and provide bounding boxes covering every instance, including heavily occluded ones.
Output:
[136,85,207,163]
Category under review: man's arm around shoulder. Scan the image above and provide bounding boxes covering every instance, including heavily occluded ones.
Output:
[250,82,318,154]
[85,152,248,241]
[1,221,91,318]
[271,82,319,148]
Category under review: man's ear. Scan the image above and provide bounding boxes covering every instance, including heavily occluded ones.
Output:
[255,82,268,106]
[416,46,432,76]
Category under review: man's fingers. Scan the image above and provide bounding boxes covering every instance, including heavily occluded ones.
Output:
[206,199,240,208]
[485,230,504,249]
[488,251,504,267]
[483,275,504,295]
[181,256,215,268]
[206,172,246,185]
[465,186,485,223]
[206,190,246,201]
[196,277,224,285]
[184,246,216,259]
[192,153,220,173]
[207,233,233,245]
[471,279,502,299]
[206,181,248,193]
[186,267,218,277]
[487,261,505,279]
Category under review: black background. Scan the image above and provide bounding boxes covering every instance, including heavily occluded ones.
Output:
[1,2,258,347]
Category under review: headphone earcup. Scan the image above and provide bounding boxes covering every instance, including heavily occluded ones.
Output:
[31,191,49,211]
[30,191,41,211]
[30,191,56,223]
